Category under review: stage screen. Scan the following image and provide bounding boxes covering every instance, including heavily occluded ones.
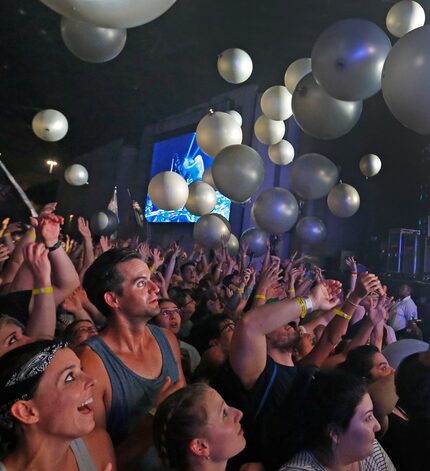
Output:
[145,131,231,223]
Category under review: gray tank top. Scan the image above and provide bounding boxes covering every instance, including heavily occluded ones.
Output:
[85,324,179,444]
[0,438,97,471]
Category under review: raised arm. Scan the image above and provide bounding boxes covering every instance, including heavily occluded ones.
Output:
[77,217,95,281]
[230,280,342,389]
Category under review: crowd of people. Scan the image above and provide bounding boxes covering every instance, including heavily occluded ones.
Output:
[0,203,428,471]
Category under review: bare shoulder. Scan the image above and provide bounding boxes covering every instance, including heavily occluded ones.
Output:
[76,344,109,385]
[83,427,117,471]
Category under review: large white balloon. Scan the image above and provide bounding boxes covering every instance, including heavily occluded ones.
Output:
[284,58,312,94]
[268,140,295,165]
[382,25,430,135]
[212,144,265,203]
[261,86,293,121]
[226,110,243,127]
[39,0,176,29]
[386,1,425,38]
[359,154,382,177]
[185,181,217,216]
[252,187,299,234]
[193,214,230,249]
[64,164,89,186]
[311,19,391,101]
[296,216,327,243]
[227,233,240,256]
[327,183,360,218]
[240,227,269,257]
[254,115,285,145]
[32,109,69,142]
[292,74,363,140]
[291,153,339,200]
[148,171,189,211]
[217,48,253,84]
[90,209,119,236]
[61,17,126,63]
[196,111,243,157]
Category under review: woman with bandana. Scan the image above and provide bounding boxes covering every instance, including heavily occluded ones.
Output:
[0,340,116,471]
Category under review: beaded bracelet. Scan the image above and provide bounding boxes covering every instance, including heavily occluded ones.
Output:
[346,298,359,308]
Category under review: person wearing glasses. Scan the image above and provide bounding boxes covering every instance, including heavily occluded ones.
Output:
[150,298,201,381]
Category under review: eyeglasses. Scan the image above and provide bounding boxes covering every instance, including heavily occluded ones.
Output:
[76,326,98,334]
[161,308,181,319]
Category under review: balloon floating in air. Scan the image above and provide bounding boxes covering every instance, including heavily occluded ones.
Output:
[213,213,231,233]
[254,115,285,145]
[212,144,265,203]
[185,181,217,216]
[291,153,339,200]
[268,140,295,165]
[386,1,425,38]
[226,110,243,127]
[90,209,119,236]
[64,164,89,186]
[260,85,293,121]
[284,58,312,94]
[61,17,127,63]
[382,25,430,135]
[311,19,391,101]
[296,216,327,244]
[32,109,69,142]
[217,48,253,84]
[196,110,242,157]
[359,154,382,178]
[240,227,269,257]
[39,0,176,29]
[227,233,240,256]
[148,171,189,211]
[292,74,362,140]
[327,183,360,218]
[193,214,230,249]
[202,167,218,190]
[252,187,299,234]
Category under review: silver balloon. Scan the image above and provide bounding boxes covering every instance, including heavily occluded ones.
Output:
[217,48,253,84]
[291,153,339,200]
[39,0,175,29]
[240,227,269,257]
[268,140,295,165]
[202,167,218,190]
[261,86,293,121]
[386,1,425,38]
[292,74,362,140]
[148,171,189,211]
[185,181,217,216]
[213,214,231,233]
[311,19,391,100]
[382,25,430,135]
[227,233,240,256]
[212,144,265,203]
[193,214,230,249]
[90,209,119,236]
[327,183,360,218]
[61,17,126,63]
[359,154,382,177]
[32,109,68,142]
[284,58,312,94]
[296,216,327,243]
[254,115,285,145]
[196,111,243,157]
[252,188,299,234]
[64,164,89,186]
[226,110,243,126]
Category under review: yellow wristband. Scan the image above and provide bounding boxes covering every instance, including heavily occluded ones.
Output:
[237,288,244,294]
[3,232,10,237]
[334,309,352,321]
[150,266,157,273]
[148,407,157,417]
[288,289,295,293]
[296,297,307,318]
[32,287,54,295]
[255,294,267,300]
[27,230,36,239]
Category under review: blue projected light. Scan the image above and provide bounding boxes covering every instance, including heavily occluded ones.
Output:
[145,132,231,223]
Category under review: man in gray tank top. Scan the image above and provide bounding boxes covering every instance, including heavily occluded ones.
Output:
[78,248,185,470]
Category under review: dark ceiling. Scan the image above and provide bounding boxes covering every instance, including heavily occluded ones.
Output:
[0,0,428,200]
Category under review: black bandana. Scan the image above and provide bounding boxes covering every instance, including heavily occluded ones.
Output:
[0,341,67,429]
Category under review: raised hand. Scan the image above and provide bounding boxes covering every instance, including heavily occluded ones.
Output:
[137,241,150,262]
[310,279,343,311]
[0,244,10,263]
[353,273,381,299]
[24,242,51,285]
[151,247,164,270]
[77,217,92,240]
[99,236,112,253]
[345,256,357,272]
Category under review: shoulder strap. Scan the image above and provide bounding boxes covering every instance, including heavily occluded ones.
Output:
[254,363,278,420]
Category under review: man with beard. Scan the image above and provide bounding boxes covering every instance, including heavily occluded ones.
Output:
[78,248,185,469]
